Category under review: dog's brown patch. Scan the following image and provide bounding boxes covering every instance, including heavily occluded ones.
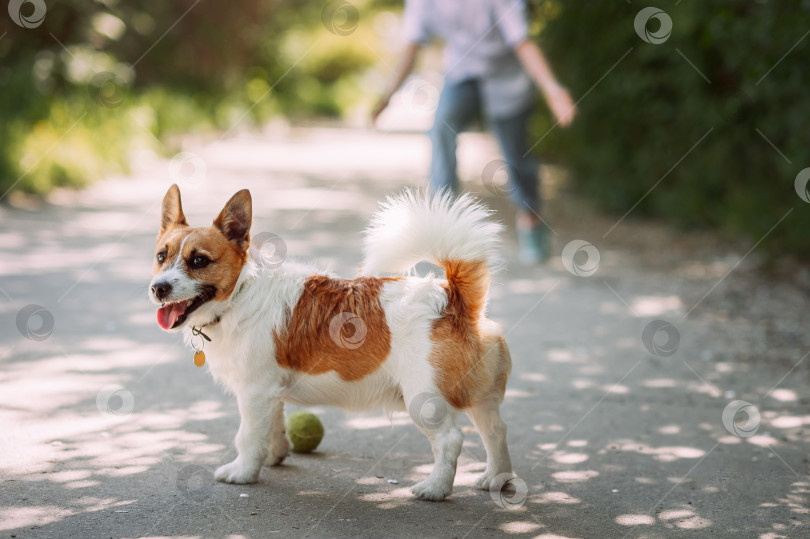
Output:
[429,260,510,409]
[274,275,398,381]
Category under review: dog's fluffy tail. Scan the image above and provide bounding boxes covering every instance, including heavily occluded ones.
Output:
[362,190,503,320]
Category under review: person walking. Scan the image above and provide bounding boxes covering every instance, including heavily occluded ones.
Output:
[372,0,576,264]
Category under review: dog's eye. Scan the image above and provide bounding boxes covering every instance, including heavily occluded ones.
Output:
[191,255,210,269]
[156,252,166,264]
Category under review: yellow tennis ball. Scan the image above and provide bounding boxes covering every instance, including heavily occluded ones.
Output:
[285,411,324,453]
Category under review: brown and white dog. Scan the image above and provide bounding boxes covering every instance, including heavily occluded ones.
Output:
[149,185,513,500]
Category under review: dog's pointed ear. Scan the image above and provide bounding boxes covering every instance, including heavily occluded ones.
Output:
[213,189,252,251]
[160,184,188,235]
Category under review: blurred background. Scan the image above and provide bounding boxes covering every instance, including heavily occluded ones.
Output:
[2,0,809,258]
[2,2,809,536]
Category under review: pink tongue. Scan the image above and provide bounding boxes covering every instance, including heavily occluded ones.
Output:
[157,302,187,330]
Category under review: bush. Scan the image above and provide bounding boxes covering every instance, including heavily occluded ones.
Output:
[0,0,380,196]
[535,0,810,257]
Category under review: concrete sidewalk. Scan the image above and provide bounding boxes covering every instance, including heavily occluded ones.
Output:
[0,126,807,538]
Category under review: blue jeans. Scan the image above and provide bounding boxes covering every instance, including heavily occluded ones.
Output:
[429,79,539,213]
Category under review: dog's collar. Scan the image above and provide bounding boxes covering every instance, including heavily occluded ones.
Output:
[188,279,249,368]
[190,278,249,343]
[191,324,213,342]
[191,315,220,342]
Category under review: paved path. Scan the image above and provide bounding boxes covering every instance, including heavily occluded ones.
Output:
[0,126,808,538]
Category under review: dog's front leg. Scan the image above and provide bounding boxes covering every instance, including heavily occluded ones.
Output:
[215,389,281,484]
[265,400,291,466]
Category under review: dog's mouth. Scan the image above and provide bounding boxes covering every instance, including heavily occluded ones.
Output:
[156,286,216,330]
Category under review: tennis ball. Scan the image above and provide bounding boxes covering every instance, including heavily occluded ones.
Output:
[285,411,324,453]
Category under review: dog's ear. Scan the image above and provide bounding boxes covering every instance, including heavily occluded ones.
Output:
[213,189,252,251]
[160,184,188,235]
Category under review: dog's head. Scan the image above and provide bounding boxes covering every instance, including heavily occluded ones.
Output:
[149,185,252,331]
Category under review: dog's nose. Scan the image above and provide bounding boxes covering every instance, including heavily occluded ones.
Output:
[151,282,172,301]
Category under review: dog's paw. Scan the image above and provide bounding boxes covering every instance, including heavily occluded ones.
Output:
[265,453,287,467]
[266,436,291,467]
[474,472,497,490]
[214,460,259,484]
[411,479,452,501]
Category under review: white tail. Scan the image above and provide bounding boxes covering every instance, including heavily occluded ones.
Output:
[361,190,503,275]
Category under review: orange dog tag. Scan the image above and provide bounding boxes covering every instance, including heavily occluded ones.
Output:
[193,350,206,367]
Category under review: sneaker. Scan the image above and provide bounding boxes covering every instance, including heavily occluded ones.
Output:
[517,219,550,264]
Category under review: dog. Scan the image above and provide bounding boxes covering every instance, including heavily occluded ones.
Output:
[149,185,513,500]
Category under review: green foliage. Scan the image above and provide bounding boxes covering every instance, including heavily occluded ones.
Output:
[0,0,379,196]
[535,1,810,256]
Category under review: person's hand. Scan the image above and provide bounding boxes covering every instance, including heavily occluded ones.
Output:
[370,95,391,127]
[545,85,576,127]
